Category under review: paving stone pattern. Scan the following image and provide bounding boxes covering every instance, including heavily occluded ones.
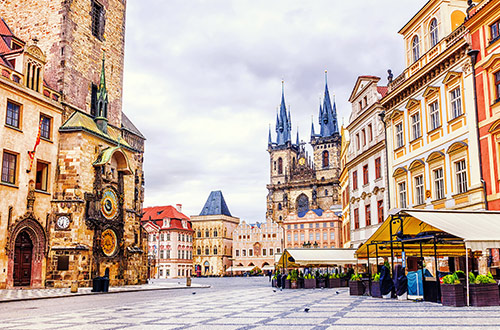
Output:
[1,279,500,329]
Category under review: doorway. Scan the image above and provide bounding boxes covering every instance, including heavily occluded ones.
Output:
[14,231,33,286]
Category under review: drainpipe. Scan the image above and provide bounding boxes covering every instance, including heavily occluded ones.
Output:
[378,111,391,210]
[467,49,489,210]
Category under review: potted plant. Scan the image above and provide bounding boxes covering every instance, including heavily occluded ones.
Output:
[304,273,316,289]
[469,272,499,307]
[289,270,299,289]
[349,274,365,296]
[440,272,465,307]
[284,273,291,289]
[371,273,382,298]
[328,273,341,288]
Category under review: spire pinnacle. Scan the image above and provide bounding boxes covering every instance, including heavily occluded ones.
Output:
[268,124,272,146]
[296,126,300,146]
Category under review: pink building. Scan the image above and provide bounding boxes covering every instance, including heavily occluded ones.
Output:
[142,205,193,279]
[232,218,283,273]
[283,208,342,249]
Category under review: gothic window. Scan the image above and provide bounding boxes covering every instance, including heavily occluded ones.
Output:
[278,203,282,210]
[197,231,201,238]
[296,194,309,214]
[205,247,209,255]
[205,230,210,237]
[278,157,283,174]
[91,83,98,117]
[91,0,105,40]
[322,151,329,168]
[213,246,218,255]
[213,229,218,237]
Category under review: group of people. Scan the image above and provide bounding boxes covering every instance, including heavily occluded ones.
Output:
[379,264,408,298]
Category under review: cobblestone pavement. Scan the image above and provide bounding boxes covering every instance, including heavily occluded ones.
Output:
[0,280,207,302]
[0,277,499,329]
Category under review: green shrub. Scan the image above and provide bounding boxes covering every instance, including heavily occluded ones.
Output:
[442,273,460,285]
[372,273,380,282]
[454,270,465,278]
[350,274,362,281]
[468,272,476,283]
[475,274,496,284]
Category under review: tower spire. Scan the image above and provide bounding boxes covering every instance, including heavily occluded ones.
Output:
[268,124,272,146]
[311,115,316,139]
[275,80,292,146]
[95,51,109,134]
[296,126,300,146]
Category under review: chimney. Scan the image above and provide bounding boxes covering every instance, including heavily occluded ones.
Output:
[176,204,182,212]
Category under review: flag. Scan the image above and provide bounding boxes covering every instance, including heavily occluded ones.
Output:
[27,118,43,173]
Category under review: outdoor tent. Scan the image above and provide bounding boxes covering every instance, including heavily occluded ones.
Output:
[277,248,357,268]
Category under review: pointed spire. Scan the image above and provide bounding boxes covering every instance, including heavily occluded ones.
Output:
[319,70,339,137]
[275,80,292,146]
[296,127,300,146]
[311,115,316,139]
[95,51,109,134]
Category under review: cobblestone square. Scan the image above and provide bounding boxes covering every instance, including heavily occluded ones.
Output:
[0,277,499,329]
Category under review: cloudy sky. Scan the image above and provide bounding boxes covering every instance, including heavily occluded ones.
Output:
[122,0,426,222]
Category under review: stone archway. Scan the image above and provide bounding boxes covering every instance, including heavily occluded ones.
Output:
[7,215,47,288]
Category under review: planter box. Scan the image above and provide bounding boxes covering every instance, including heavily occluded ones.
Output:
[441,284,465,307]
[317,277,326,288]
[349,281,365,296]
[371,281,382,298]
[304,278,316,289]
[329,278,342,288]
[470,283,500,307]
[298,278,304,289]
[291,280,298,289]
[284,279,291,289]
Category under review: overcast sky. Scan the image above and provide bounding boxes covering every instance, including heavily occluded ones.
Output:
[122,0,426,222]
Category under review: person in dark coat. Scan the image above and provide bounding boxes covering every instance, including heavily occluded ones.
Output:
[281,273,287,289]
[394,265,408,296]
[380,265,394,296]
[276,273,282,288]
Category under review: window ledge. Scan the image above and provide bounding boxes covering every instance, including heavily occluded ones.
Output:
[489,36,500,48]
[4,124,22,133]
[35,189,51,195]
[427,126,442,135]
[40,137,53,144]
[0,181,18,189]
[431,197,447,204]
[448,113,464,124]
[410,136,422,144]
[374,177,383,182]
[452,191,469,199]
[394,145,405,152]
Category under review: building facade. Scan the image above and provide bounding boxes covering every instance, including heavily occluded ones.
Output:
[283,209,342,249]
[232,218,282,272]
[346,76,389,247]
[465,0,500,211]
[266,76,341,226]
[382,0,485,213]
[142,205,193,279]
[339,126,351,247]
[0,0,146,288]
[191,191,239,276]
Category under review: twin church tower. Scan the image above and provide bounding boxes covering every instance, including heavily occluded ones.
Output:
[267,73,342,223]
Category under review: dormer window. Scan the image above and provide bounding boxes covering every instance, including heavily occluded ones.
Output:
[182,220,187,229]
[163,218,170,227]
[412,35,420,62]
[26,59,42,92]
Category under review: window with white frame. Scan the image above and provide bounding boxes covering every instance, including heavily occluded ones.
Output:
[430,19,439,47]
[309,233,313,241]
[300,233,304,241]
[411,112,421,140]
[412,35,420,62]
[429,101,440,130]
[398,181,407,208]
[262,249,267,256]
[287,234,291,242]
[433,168,445,200]
[415,175,424,205]
[323,232,327,240]
[455,160,467,194]
[330,231,335,240]
[294,233,298,241]
[396,122,404,148]
[316,233,320,241]
[450,87,462,119]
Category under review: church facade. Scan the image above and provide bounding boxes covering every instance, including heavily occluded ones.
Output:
[266,75,342,229]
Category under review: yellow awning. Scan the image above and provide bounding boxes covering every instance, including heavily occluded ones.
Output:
[277,248,357,268]
[355,209,500,259]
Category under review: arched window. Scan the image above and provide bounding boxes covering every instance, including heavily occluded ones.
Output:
[325,189,328,196]
[278,157,283,174]
[412,35,420,62]
[429,19,438,47]
[278,203,282,210]
[213,246,218,255]
[296,194,309,214]
[205,230,210,237]
[213,229,218,237]
[205,247,209,255]
[197,248,201,255]
[197,231,201,238]
[322,150,329,168]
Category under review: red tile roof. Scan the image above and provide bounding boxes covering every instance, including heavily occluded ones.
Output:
[142,205,189,221]
[377,86,388,98]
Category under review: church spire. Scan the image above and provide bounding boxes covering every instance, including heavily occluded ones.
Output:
[296,127,300,146]
[268,124,272,146]
[319,70,339,137]
[95,51,109,134]
[275,80,292,146]
[311,116,316,139]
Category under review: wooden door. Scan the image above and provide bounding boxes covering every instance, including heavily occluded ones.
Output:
[14,231,33,286]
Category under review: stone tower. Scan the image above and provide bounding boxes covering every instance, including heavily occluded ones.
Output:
[267,76,341,225]
[0,0,126,126]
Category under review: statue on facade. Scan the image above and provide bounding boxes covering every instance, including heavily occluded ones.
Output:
[387,69,393,83]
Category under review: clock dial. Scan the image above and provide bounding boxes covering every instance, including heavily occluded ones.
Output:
[298,157,306,166]
[56,215,70,229]
[101,188,119,220]
[101,229,118,257]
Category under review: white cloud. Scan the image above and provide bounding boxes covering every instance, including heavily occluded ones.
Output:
[123,0,427,222]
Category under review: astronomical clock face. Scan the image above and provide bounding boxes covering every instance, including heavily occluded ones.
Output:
[101,229,118,257]
[298,157,306,166]
[101,188,119,220]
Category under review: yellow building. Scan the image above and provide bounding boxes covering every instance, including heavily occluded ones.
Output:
[339,127,351,248]
[382,0,485,212]
[191,191,239,276]
[0,35,62,288]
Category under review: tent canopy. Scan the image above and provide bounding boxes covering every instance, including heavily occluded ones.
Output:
[355,209,500,259]
[277,248,357,268]
[226,266,257,272]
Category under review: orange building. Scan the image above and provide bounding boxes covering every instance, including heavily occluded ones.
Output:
[466,0,500,211]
